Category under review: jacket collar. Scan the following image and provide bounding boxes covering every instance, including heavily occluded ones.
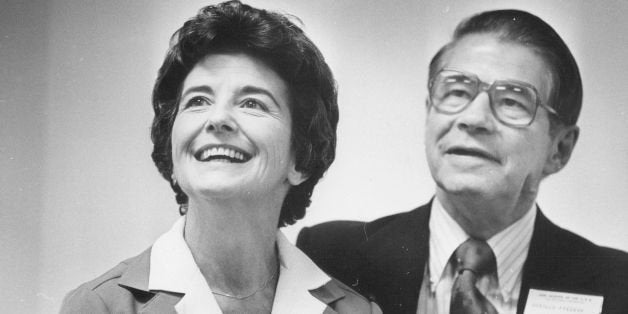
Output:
[115,244,346,313]
[117,248,183,313]
[118,248,151,292]
[356,202,432,312]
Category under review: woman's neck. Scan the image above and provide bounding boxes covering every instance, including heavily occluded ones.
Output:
[183,196,281,296]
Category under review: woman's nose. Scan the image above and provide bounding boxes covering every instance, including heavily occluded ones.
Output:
[204,104,237,133]
[455,92,496,133]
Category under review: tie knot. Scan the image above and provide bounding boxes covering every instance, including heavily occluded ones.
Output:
[454,238,496,276]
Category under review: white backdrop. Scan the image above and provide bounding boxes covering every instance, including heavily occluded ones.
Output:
[2,0,627,313]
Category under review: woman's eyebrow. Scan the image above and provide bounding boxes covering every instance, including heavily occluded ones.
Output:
[181,85,214,98]
[181,85,281,107]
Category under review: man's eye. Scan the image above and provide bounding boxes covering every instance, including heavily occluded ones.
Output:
[240,99,268,111]
[498,97,534,117]
[445,88,473,99]
[499,97,532,112]
[184,96,209,108]
[501,98,523,107]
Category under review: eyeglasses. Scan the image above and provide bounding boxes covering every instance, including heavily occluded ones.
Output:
[428,69,558,127]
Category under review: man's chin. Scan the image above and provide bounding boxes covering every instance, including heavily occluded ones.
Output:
[435,176,500,197]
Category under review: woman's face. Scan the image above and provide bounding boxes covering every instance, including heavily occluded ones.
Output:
[171,53,306,202]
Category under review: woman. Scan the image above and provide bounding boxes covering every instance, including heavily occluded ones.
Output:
[61,1,380,313]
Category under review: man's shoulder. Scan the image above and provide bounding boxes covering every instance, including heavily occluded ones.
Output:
[537,213,628,265]
[296,204,430,286]
[297,204,429,249]
[561,225,628,269]
[60,249,152,313]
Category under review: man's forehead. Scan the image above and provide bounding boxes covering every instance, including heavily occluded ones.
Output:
[440,33,554,103]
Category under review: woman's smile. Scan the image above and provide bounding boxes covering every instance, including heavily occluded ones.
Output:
[194,144,252,163]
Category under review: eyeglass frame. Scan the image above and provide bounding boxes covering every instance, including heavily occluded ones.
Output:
[427,68,559,127]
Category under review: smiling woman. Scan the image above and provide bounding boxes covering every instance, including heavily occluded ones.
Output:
[59,1,380,313]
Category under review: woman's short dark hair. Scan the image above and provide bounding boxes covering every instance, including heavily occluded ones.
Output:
[150,0,338,226]
[428,9,582,127]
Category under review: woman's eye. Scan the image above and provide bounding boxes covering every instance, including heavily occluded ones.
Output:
[184,96,209,108]
[240,99,268,111]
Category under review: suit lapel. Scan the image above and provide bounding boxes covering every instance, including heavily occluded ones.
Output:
[518,209,551,313]
[357,203,431,312]
[517,208,598,313]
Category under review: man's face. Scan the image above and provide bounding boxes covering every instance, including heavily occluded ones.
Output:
[425,33,558,209]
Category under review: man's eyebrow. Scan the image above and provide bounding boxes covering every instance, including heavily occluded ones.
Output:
[239,85,282,108]
[181,85,214,98]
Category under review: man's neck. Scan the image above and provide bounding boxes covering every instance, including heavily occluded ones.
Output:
[435,188,536,240]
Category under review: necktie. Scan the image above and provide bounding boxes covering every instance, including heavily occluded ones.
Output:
[450,238,498,314]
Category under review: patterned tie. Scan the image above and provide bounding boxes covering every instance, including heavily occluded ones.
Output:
[450,238,498,314]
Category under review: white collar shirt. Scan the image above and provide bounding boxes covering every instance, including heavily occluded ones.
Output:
[424,197,537,314]
[148,216,331,314]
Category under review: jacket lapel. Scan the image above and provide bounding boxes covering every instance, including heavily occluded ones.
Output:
[517,208,598,313]
[117,248,152,292]
[309,280,346,314]
[139,292,183,314]
[357,203,432,312]
[117,248,184,314]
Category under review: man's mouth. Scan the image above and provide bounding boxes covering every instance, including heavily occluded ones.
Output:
[194,145,252,163]
[446,147,500,163]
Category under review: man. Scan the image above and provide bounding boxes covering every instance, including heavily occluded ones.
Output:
[297,9,628,314]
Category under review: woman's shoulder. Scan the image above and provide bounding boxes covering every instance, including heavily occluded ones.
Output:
[321,278,382,314]
[59,249,153,314]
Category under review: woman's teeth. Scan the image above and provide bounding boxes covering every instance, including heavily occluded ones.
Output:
[198,147,247,162]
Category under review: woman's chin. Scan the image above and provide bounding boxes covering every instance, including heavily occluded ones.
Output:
[187,185,245,201]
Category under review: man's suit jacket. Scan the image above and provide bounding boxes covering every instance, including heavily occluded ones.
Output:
[60,248,381,313]
[297,202,628,314]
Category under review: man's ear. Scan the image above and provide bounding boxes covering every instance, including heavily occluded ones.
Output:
[543,125,579,176]
[425,98,433,123]
[287,165,308,186]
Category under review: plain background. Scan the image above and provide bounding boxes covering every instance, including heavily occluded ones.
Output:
[2,0,627,313]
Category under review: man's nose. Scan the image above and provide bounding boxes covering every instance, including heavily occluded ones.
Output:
[204,103,237,133]
[455,92,496,133]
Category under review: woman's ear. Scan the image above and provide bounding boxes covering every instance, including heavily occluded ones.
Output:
[287,165,308,186]
[543,125,579,176]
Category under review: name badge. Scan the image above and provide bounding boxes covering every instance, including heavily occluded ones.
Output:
[524,289,603,314]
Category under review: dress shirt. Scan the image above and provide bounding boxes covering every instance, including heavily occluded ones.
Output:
[149,217,331,313]
[419,198,536,314]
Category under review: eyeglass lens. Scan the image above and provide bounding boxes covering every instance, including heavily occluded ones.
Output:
[431,71,538,125]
